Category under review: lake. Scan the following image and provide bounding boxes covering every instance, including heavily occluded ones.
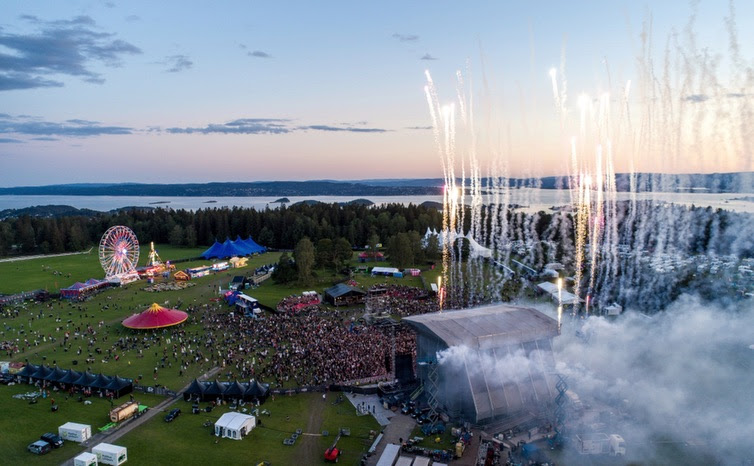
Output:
[1,189,753,213]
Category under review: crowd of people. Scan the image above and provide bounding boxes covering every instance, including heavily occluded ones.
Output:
[1,280,436,390]
[365,284,439,317]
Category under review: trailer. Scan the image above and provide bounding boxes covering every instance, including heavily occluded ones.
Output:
[73,452,98,466]
[58,422,92,443]
[109,401,139,422]
[93,443,127,465]
[376,443,401,466]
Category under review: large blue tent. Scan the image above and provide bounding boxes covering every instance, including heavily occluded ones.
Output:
[200,240,224,259]
[201,236,266,259]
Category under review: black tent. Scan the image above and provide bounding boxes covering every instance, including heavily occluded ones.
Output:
[45,367,69,383]
[91,373,113,390]
[183,379,207,401]
[32,364,53,381]
[223,381,246,399]
[18,363,39,379]
[203,380,225,400]
[244,379,270,401]
[73,371,97,387]
[105,376,133,398]
[59,369,83,385]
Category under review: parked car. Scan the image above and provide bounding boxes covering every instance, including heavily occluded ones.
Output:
[28,440,51,455]
[40,432,64,448]
[164,408,181,422]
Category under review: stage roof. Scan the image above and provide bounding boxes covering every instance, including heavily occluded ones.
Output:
[404,304,558,349]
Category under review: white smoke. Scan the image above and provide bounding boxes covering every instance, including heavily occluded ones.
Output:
[554,295,754,462]
[435,295,754,463]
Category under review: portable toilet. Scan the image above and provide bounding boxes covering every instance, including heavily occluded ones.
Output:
[58,422,92,443]
[92,443,127,465]
[73,452,98,466]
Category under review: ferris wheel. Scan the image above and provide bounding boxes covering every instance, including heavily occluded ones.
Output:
[99,226,140,278]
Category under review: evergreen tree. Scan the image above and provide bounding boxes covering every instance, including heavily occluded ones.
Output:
[294,237,315,285]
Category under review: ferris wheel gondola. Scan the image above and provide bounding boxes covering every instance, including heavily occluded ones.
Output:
[99,226,140,279]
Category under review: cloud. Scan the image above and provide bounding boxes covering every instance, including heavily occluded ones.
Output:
[125,15,140,22]
[249,50,272,59]
[0,114,132,136]
[684,94,709,103]
[405,125,432,130]
[0,137,23,143]
[0,15,141,91]
[392,33,419,42]
[31,136,59,141]
[301,124,389,133]
[162,54,193,73]
[420,53,437,60]
[166,118,389,135]
[167,118,292,135]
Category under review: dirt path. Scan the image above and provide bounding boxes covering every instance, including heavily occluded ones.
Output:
[293,393,327,464]
[0,248,93,263]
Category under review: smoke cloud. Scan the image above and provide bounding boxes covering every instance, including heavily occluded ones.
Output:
[436,295,754,463]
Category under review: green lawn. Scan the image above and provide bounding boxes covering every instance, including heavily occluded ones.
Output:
[117,392,379,465]
[0,383,164,466]
[0,244,207,295]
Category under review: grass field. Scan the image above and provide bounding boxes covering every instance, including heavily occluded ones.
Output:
[0,247,438,465]
[116,392,379,465]
[0,383,165,466]
[0,244,208,295]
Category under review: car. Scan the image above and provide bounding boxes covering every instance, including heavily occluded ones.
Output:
[40,432,64,448]
[28,440,51,455]
[164,407,181,422]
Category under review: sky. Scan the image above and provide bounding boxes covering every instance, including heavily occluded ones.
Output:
[1,0,753,187]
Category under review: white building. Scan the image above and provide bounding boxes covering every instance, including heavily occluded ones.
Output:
[214,412,256,440]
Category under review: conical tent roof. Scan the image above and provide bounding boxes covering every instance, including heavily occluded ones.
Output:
[244,379,269,397]
[184,379,206,395]
[73,371,97,387]
[32,364,53,381]
[59,369,83,385]
[233,236,252,255]
[46,367,69,382]
[243,236,266,253]
[223,380,246,398]
[204,380,225,397]
[18,363,39,378]
[201,240,224,259]
[91,373,113,389]
[105,375,132,391]
[122,303,188,330]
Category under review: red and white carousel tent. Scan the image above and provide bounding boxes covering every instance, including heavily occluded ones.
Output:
[122,303,188,330]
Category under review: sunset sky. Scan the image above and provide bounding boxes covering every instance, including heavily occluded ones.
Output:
[1,0,752,187]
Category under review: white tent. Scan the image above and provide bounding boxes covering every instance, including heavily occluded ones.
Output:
[371,267,401,276]
[215,412,256,440]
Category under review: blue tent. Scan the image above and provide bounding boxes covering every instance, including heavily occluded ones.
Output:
[233,235,253,255]
[201,240,224,259]
[243,236,266,254]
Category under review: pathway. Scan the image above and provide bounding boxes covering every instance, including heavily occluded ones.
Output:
[0,248,93,263]
[292,392,327,464]
[59,366,221,466]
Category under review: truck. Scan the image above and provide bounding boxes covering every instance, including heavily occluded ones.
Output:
[109,400,139,422]
[576,433,626,456]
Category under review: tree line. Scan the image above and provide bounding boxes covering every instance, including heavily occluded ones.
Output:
[0,203,445,257]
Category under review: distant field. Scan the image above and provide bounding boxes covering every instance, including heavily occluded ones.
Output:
[0,244,207,295]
